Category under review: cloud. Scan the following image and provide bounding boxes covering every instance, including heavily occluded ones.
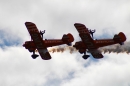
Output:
[0,0,130,41]
[1,46,130,86]
[0,29,21,47]
[61,53,130,86]
[0,46,82,86]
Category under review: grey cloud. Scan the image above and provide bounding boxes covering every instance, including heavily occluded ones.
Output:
[0,29,21,47]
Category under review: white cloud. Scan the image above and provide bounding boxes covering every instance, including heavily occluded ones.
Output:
[0,0,130,86]
[1,46,130,86]
[61,53,130,86]
[0,46,82,86]
[0,0,130,41]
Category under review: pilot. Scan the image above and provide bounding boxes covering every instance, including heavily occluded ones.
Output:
[40,30,45,39]
[89,29,95,38]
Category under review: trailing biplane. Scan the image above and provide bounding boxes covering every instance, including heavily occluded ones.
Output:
[73,23,126,59]
[23,22,74,60]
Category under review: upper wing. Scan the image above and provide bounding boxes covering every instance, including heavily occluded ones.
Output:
[25,22,51,60]
[74,23,97,49]
[89,49,103,59]
[74,23,89,34]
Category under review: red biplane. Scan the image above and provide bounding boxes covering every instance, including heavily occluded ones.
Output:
[23,22,74,60]
[73,23,126,59]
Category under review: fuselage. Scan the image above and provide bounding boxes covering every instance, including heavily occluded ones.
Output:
[23,39,69,52]
[73,39,119,50]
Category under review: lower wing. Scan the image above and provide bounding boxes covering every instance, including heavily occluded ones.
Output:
[37,48,51,60]
[89,49,103,59]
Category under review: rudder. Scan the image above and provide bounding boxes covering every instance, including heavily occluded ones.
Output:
[113,32,126,45]
[118,32,126,42]
[62,33,74,46]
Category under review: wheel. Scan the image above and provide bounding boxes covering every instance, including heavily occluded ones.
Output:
[82,55,89,59]
[119,42,124,45]
[31,54,39,59]
[67,43,72,46]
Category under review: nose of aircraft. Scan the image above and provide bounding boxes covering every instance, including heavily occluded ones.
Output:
[23,43,25,47]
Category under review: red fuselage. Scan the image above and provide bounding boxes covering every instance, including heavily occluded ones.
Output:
[23,39,71,52]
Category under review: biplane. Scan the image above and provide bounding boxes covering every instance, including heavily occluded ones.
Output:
[23,22,74,60]
[73,23,126,59]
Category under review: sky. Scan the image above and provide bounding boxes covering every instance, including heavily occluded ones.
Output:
[0,0,130,86]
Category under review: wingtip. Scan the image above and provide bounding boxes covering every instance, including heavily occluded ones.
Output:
[25,22,35,26]
[41,52,52,60]
[74,23,85,26]
[74,23,80,25]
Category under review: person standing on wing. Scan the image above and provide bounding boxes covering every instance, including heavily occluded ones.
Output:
[40,30,45,39]
[89,29,95,38]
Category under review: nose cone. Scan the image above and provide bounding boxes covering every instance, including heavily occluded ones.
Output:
[23,43,25,47]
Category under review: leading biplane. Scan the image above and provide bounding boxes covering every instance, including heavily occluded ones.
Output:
[23,22,74,60]
[73,23,126,59]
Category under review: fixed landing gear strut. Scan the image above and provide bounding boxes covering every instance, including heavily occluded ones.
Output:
[31,51,39,59]
[82,52,90,60]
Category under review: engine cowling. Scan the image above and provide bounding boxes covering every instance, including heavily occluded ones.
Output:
[23,41,36,52]
[78,49,86,54]
[73,41,86,50]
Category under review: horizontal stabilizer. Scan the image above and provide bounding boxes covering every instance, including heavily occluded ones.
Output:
[113,32,126,45]
[62,33,74,45]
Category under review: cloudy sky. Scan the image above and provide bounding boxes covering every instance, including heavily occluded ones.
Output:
[0,0,130,86]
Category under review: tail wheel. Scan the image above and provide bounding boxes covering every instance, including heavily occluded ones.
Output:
[31,54,39,59]
[82,55,89,60]
[67,43,72,46]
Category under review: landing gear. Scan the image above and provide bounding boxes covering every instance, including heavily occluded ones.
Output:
[82,55,90,59]
[31,51,39,59]
[67,43,72,46]
[82,52,89,60]
[31,54,39,59]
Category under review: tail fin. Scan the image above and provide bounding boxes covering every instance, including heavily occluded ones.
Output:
[62,33,74,46]
[113,32,126,45]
